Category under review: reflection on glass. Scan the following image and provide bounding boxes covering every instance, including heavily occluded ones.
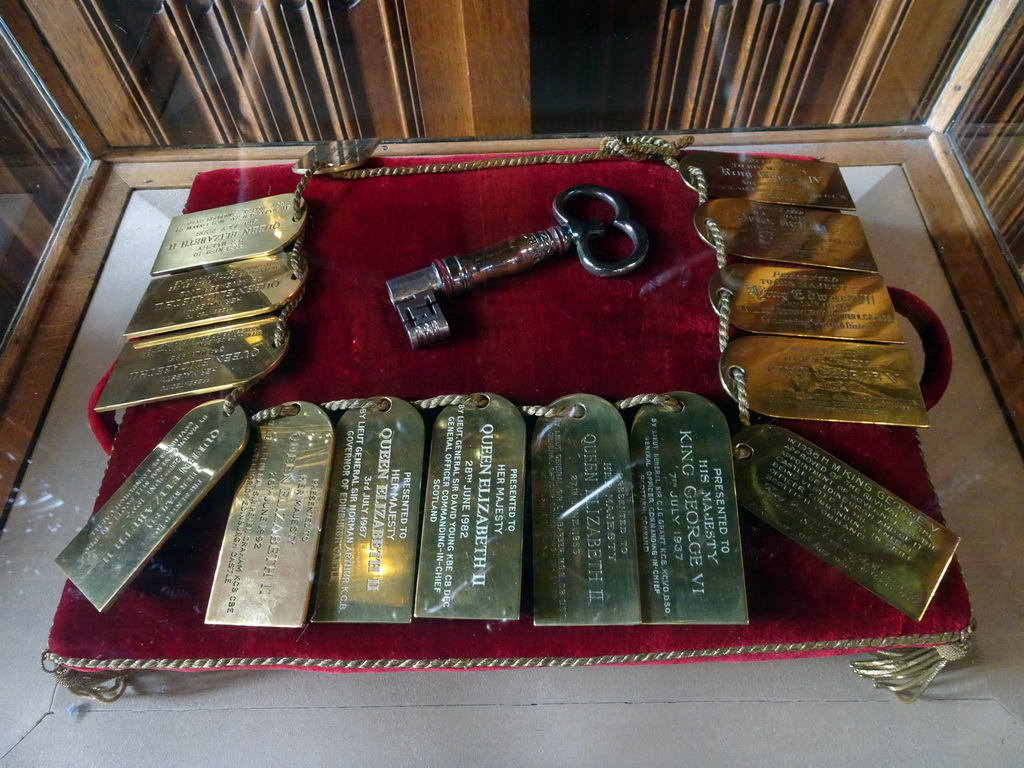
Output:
[0,19,88,354]
[949,3,1024,283]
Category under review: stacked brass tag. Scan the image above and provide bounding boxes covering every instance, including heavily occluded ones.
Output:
[206,403,334,627]
[151,193,306,275]
[97,168,322,411]
[532,394,641,626]
[732,425,959,620]
[695,199,877,272]
[312,398,426,623]
[684,148,955,623]
[685,148,929,427]
[95,316,290,412]
[720,336,929,427]
[292,138,381,175]
[61,144,363,614]
[683,150,855,210]
[630,393,747,624]
[710,264,902,344]
[57,400,249,612]
[414,394,527,620]
[125,253,305,338]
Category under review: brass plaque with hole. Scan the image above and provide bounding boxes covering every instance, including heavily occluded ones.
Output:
[631,392,747,624]
[695,199,877,272]
[95,316,289,412]
[720,336,928,427]
[206,403,334,627]
[532,394,641,626]
[732,424,958,620]
[683,151,855,210]
[312,398,425,623]
[414,394,526,620]
[126,254,305,338]
[292,138,381,175]
[56,400,249,612]
[710,264,902,343]
[152,194,306,275]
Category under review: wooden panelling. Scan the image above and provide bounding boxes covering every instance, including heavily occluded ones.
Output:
[23,0,165,146]
[911,134,1024,444]
[357,0,423,138]
[531,0,663,133]
[914,0,990,125]
[17,0,530,145]
[533,0,988,135]
[928,0,1020,132]
[950,2,1024,280]
[0,0,108,156]
[833,0,987,124]
[14,0,997,145]
[404,0,529,137]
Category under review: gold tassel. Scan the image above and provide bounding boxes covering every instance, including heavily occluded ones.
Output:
[41,651,129,703]
[850,626,972,703]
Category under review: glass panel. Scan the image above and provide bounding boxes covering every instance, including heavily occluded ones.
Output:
[0,18,88,353]
[16,0,988,147]
[949,2,1024,285]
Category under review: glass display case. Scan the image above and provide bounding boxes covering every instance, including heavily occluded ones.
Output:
[1,1,1022,763]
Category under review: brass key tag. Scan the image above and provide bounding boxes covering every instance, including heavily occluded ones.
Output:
[710,264,902,343]
[292,138,381,175]
[206,402,334,627]
[152,194,306,275]
[95,316,289,412]
[311,398,425,623]
[695,199,878,272]
[732,425,959,620]
[414,394,526,620]
[531,394,641,626]
[630,393,747,625]
[721,336,928,427]
[125,254,305,338]
[56,400,248,612]
[683,151,855,210]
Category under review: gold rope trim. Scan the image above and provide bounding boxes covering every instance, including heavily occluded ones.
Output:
[850,618,975,703]
[326,135,695,181]
[42,651,129,702]
[42,626,969,674]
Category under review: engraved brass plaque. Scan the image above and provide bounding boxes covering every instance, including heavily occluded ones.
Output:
[56,400,248,612]
[126,254,305,338]
[414,394,526,620]
[684,151,855,210]
[710,264,902,343]
[206,403,333,627]
[721,336,929,427]
[695,199,877,272]
[312,398,425,623]
[631,392,747,625]
[732,424,959,620]
[95,316,288,412]
[152,194,306,275]
[532,394,640,626]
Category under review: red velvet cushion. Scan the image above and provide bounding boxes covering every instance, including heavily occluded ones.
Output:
[50,152,971,670]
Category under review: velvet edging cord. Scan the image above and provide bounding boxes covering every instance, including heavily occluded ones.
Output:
[42,620,972,703]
